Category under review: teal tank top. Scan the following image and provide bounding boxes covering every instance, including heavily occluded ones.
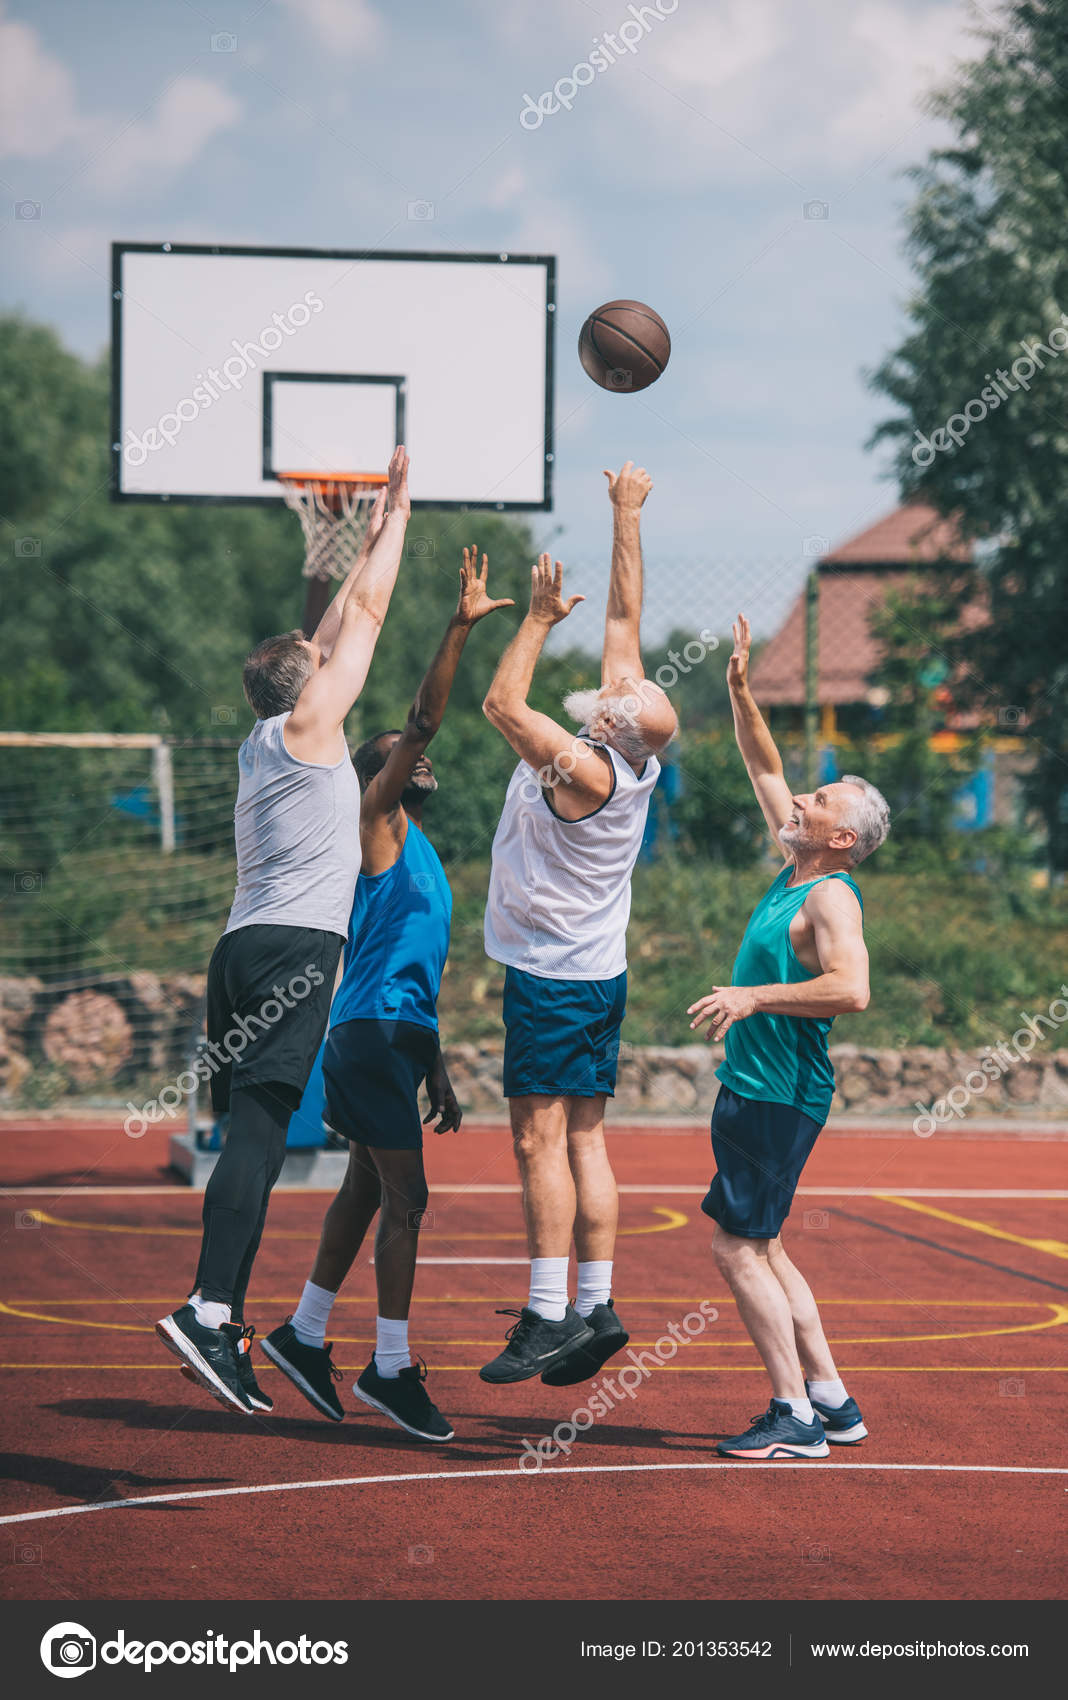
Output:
[716,863,863,1122]
[330,820,452,1034]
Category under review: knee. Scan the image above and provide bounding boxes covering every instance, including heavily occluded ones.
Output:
[342,1153,381,1209]
[381,1173,429,1226]
[713,1228,760,1276]
[512,1124,562,1166]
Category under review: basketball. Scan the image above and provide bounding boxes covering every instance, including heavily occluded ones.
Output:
[578,299,671,392]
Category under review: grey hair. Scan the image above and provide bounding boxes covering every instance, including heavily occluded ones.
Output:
[838,774,891,864]
[243,631,315,720]
[562,686,657,765]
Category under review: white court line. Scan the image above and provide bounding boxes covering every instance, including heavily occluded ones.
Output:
[2,1186,1066,1199]
[2,1459,1065,1529]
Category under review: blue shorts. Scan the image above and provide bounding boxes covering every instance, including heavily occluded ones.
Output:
[701,1084,824,1239]
[502,965,627,1099]
[323,1017,438,1150]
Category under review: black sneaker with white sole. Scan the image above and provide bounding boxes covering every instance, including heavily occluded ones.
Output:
[157,1304,252,1414]
[261,1319,345,1422]
[227,1324,273,1412]
[479,1305,594,1385]
[806,1384,868,1443]
[540,1299,629,1386]
[353,1358,454,1441]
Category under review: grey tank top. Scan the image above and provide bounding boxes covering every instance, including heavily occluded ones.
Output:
[225,713,361,938]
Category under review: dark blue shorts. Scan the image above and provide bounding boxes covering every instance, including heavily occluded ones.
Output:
[323,1017,439,1150]
[701,1084,824,1239]
[502,965,627,1099]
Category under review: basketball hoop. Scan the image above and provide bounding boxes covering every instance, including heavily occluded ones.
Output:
[277,470,388,582]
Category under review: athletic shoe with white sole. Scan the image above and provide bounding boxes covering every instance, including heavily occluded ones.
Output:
[807,1386,868,1444]
[716,1399,830,1460]
[156,1304,252,1414]
[353,1358,454,1441]
[261,1319,345,1422]
[540,1299,629,1386]
[479,1305,594,1385]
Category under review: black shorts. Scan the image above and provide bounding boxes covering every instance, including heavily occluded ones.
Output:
[700,1084,824,1240]
[323,1017,439,1150]
[205,924,342,1114]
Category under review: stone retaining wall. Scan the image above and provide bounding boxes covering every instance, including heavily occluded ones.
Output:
[1,976,1066,1119]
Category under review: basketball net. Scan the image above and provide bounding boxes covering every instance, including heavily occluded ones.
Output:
[277,472,388,582]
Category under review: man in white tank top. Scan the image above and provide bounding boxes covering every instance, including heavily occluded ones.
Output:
[480,462,679,1387]
[156,448,413,1417]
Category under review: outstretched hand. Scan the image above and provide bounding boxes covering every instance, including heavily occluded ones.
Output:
[604,460,653,510]
[529,552,584,626]
[456,545,515,627]
[386,444,410,517]
[727,612,751,692]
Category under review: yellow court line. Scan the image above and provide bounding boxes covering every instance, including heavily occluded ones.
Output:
[2,1295,1064,1346]
[878,1195,1068,1261]
[1,1363,1065,1374]
[13,1206,688,1241]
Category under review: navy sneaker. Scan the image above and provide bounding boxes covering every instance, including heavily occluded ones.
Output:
[717,1399,830,1459]
[261,1319,345,1422]
[540,1300,629,1386]
[807,1385,868,1444]
[479,1305,594,1385]
[156,1304,252,1414]
[353,1358,454,1441]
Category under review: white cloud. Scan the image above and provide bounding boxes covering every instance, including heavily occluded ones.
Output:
[87,77,242,194]
[277,0,384,56]
[0,5,84,155]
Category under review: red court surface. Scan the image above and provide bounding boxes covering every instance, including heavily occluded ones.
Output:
[1,1118,1066,1602]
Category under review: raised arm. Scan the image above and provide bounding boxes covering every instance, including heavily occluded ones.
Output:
[483,555,613,815]
[310,485,388,659]
[727,613,795,847]
[601,460,652,686]
[361,547,514,868]
[688,879,869,1041]
[286,446,410,762]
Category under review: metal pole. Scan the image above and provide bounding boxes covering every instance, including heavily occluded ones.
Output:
[153,740,176,853]
[804,568,819,790]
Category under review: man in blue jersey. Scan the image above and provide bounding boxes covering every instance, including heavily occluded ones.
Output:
[264,548,512,1441]
[688,615,890,1461]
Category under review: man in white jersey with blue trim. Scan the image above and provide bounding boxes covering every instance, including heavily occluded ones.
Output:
[688,614,890,1460]
[262,549,513,1441]
[479,462,679,1385]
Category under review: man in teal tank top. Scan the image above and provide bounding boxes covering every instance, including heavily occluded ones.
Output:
[263,549,513,1443]
[688,615,890,1461]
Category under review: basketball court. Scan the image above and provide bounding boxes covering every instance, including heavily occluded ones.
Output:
[2,1116,1064,1602]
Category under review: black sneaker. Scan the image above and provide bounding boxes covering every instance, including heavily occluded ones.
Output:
[261,1319,345,1422]
[716,1399,829,1460]
[540,1299,629,1386]
[227,1325,273,1412]
[156,1304,252,1414]
[353,1358,454,1441]
[479,1305,594,1385]
[806,1383,868,1444]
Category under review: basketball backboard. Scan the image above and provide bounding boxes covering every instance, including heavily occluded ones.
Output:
[110,244,555,510]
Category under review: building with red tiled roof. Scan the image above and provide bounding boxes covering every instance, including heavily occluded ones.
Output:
[751,503,974,717]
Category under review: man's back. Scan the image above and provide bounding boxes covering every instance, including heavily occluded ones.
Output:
[226,713,360,938]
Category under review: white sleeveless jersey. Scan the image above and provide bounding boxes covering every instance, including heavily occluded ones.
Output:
[485,741,660,981]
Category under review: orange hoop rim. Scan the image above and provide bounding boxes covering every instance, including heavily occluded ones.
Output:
[276,470,388,490]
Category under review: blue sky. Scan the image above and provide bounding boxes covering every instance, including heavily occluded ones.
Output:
[0,0,988,645]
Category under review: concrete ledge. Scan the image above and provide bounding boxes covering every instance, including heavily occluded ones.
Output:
[169,1132,353,1190]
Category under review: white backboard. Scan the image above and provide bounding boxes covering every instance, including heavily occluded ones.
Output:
[111,244,555,509]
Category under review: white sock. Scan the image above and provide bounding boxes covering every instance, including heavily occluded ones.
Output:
[576,1260,613,1317]
[528,1256,569,1322]
[374,1315,411,1379]
[190,1294,231,1329]
[292,1279,337,1348]
[778,1395,815,1424]
[807,1377,849,1409]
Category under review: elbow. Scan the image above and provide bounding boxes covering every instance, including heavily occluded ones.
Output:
[849,984,870,1014]
[409,707,438,741]
[482,692,504,726]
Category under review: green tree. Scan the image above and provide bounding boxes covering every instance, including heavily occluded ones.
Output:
[869,0,1068,870]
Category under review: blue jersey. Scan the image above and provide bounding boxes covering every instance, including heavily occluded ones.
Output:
[330,820,452,1034]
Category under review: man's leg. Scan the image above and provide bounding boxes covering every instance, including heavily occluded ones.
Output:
[766,1235,839,1383]
[288,1143,382,1345]
[712,1225,806,1401]
[193,1081,293,1313]
[479,1095,592,1383]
